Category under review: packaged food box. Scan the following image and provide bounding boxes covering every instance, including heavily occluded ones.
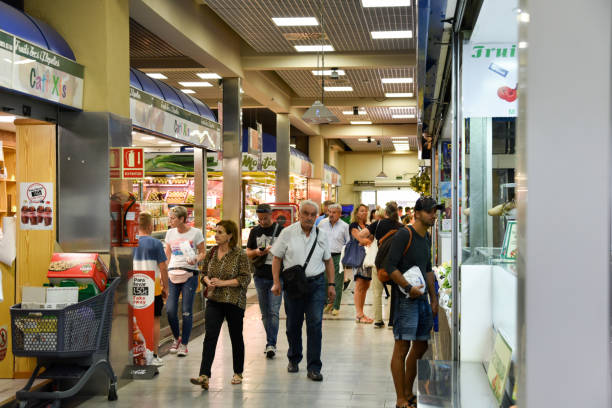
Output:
[47,253,109,292]
[46,287,79,307]
[21,286,47,310]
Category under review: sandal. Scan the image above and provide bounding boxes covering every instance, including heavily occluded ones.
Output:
[190,374,209,390]
[231,373,243,385]
[356,315,374,324]
[407,395,417,408]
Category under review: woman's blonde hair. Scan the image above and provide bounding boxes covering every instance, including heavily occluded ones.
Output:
[351,204,368,223]
[170,206,188,223]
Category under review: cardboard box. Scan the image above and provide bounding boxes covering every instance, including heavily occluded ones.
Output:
[47,253,109,292]
[22,287,46,310]
[46,287,78,305]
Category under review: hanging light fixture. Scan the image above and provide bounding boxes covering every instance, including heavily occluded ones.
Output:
[376,140,387,178]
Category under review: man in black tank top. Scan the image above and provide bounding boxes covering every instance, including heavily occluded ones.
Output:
[384,197,443,408]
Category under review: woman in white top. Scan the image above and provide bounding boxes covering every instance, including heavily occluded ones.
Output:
[164,206,206,357]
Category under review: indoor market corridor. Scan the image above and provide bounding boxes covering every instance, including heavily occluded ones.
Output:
[80,288,401,408]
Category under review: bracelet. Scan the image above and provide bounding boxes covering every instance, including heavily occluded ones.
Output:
[328,283,335,287]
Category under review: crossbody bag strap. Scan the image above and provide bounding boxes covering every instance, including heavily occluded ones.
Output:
[302,227,319,269]
[270,223,280,245]
[403,226,413,255]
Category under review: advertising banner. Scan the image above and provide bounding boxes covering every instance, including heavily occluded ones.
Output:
[19,182,53,230]
[0,30,84,109]
[290,153,314,178]
[130,87,221,151]
[462,42,518,118]
[128,269,155,366]
[323,165,341,186]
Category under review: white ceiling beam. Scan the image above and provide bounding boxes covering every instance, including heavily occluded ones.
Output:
[320,124,417,139]
[242,52,415,71]
[291,97,416,108]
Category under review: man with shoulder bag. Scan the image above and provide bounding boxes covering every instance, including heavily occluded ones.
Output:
[246,204,283,359]
[271,200,336,382]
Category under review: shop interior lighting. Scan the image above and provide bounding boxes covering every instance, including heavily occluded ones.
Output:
[295,45,334,52]
[518,12,530,23]
[389,106,412,110]
[312,69,345,76]
[324,86,353,92]
[362,0,410,7]
[290,144,297,148]
[392,137,410,140]
[393,144,411,151]
[146,73,167,79]
[0,116,15,123]
[351,121,372,125]
[386,92,414,97]
[272,17,319,26]
[371,30,412,39]
[519,41,528,49]
[381,77,413,84]
[178,81,213,87]
[196,73,222,79]
[342,110,367,115]
[181,89,196,94]
[357,138,372,142]
[392,114,416,119]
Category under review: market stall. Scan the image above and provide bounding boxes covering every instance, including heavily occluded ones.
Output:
[322,164,341,203]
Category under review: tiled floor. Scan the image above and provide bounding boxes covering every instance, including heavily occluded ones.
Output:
[79,284,402,408]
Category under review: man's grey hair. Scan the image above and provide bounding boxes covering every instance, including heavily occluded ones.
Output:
[328,203,342,212]
[299,200,319,214]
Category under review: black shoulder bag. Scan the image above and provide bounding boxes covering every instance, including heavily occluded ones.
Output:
[281,227,319,299]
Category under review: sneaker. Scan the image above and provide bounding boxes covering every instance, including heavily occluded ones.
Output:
[151,356,164,366]
[169,337,181,354]
[177,343,188,357]
[265,345,276,359]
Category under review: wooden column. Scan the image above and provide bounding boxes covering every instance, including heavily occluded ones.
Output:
[14,120,56,377]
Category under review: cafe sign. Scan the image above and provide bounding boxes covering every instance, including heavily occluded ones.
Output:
[130,86,221,151]
[0,30,84,109]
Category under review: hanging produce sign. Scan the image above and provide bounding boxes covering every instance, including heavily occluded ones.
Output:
[289,149,314,178]
[462,42,518,118]
[323,164,341,186]
[130,86,221,151]
[0,30,84,109]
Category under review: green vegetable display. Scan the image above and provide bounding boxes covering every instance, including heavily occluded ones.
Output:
[145,154,194,172]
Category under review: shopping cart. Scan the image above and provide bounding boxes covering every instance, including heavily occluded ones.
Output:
[10,277,121,408]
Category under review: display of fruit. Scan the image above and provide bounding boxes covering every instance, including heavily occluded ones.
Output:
[185,193,195,204]
[146,191,165,202]
[165,190,188,204]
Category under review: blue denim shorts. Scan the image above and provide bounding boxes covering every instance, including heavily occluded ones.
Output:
[393,297,433,341]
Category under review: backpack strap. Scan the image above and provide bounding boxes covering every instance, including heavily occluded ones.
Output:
[378,229,398,245]
[402,226,413,255]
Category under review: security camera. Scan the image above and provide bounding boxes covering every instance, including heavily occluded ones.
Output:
[367,136,371,143]
[330,68,339,80]
[353,106,359,115]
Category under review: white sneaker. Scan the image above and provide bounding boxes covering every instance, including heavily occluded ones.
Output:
[151,356,164,366]
[169,337,181,354]
[177,343,188,357]
[265,345,276,359]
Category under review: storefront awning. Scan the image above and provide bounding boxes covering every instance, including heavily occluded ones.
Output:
[324,164,342,186]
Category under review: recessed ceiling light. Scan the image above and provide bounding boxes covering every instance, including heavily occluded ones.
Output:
[518,12,530,23]
[178,81,212,87]
[181,89,196,94]
[0,116,16,123]
[394,144,411,151]
[392,114,416,119]
[371,30,413,39]
[386,92,414,97]
[146,73,167,79]
[362,0,410,6]
[389,106,412,110]
[382,77,413,84]
[295,45,334,52]
[324,86,353,92]
[351,121,372,125]
[357,138,372,142]
[342,111,367,115]
[140,136,156,141]
[312,69,346,76]
[272,17,319,26]
[196,73,221,79]
[158,140,172,144]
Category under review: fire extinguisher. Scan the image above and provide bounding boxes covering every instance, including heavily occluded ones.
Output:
[110,197,122,247]
[122,196,140,247]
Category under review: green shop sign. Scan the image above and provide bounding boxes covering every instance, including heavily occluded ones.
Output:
[0,29,84,109]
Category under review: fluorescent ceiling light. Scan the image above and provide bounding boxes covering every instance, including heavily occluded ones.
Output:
[357,138,372,142]
[518,12,530,23]
[272,17,319,26]
[362,0,410,7]
[342,111,367,115]
[389,106,412,110]
[196,73,221,79]
[324,86,353,92]
[351,121,372,125]
[371,30,413,39]
[392,114,416,119]
[140,136,156,141]
[382,77,413,84]
[312,69,345,76]
[146,73,167,79]
[386,92,413,97]
[394,145,411,151]
[392,137,410,140]
[519,41,528,49]
[158,140,173,144]
[0,116,15,123]
[178,81,212,87]
[181,89,196,94]
[295,45,334,52]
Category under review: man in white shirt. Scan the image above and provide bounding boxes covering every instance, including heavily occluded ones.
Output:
[317,204,350,315]
[271,200,336,382]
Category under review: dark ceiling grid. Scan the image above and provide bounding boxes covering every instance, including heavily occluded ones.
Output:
[129,19,185,58]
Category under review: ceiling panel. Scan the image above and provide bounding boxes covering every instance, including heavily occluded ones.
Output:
[205,0,416,53]
[328,106,417,124]
[130,19,185,58]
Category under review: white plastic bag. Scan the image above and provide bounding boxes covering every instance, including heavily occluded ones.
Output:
[0,217,16,266]
[363,238,378,268]
[398,266,426,297]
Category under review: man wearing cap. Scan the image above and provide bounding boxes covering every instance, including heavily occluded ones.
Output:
[385,196,442,408]
[246,204,283,359]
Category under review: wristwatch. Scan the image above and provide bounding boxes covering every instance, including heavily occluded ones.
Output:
[403,283,413,293]
[328,283,335,287]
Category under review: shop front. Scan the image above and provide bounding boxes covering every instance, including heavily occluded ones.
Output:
[322,164,341,203]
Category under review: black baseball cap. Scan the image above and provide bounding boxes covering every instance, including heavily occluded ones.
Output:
[256,204,272,214]
[414,196,445,212]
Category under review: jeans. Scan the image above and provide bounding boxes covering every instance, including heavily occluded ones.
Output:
[166,274,198,345]
[254,275,283,348]
[199,300,245,377]
[283,273,327,373]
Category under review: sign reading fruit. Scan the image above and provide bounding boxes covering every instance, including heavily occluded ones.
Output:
[463,42,518,118]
